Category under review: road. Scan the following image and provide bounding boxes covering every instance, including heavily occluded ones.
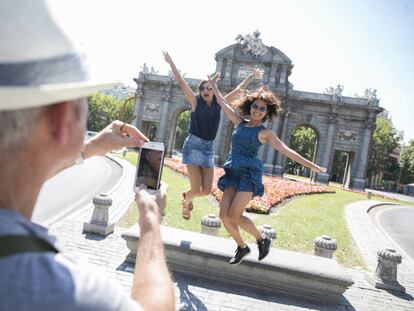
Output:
[32,156,122,225]
[375,205,414,261]
[366,188,414,203]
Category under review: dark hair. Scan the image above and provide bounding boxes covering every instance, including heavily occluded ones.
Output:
[197,80,217,102]
[198,80,209,91]
[233,86,282,121]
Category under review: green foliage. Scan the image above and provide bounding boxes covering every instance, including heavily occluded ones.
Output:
[400,140,414,184]
[87,93,135,131]
[330,151,349,183]
[286,126,317,176]
[368,117,403,179]
[173,110,190,151]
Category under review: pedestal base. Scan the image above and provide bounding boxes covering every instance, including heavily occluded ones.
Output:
[83,222,114,236]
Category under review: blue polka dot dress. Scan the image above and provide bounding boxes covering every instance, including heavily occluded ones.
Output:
[218,121,266,197]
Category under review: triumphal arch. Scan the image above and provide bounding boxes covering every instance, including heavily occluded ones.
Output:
[133,31,382,189]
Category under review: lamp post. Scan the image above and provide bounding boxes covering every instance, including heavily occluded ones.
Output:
[396,161,404,193]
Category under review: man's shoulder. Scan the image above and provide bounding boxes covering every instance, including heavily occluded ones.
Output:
[0,252,138,310]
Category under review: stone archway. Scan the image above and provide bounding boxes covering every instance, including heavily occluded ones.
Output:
[172,109,191,154]
[133,31,383,189]
[166,107,190,157]
[285,125,319,181]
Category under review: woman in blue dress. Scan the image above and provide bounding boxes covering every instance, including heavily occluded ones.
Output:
[164,52,261,220]
[209,75,327,265]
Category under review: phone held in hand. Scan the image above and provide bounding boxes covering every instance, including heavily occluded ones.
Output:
[134,142,165,192]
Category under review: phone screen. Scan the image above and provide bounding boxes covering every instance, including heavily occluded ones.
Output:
[135,147,164,190]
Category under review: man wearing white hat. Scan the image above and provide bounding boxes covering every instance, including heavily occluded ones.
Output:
[0,1,174,310]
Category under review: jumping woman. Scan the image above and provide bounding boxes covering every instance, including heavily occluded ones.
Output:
[209,74,327,265]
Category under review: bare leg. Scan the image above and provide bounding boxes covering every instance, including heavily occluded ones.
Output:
[228,192,262,241]
[184,165,202,205]
[219,187,247,247]
[185,166,214,201]
[199,167,214,195]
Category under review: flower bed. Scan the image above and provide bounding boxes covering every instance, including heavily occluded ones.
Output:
[164,157,335,214]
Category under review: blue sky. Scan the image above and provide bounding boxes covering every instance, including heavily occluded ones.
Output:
[54,0,414,143]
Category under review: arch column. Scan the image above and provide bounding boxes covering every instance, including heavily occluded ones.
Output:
[213,111,226,165]
[134,83,144,129]
[263,118,280,174]
[315,111,337,184]
[274,109,290,176]
[352,114,375,189]
[156,84,171,144]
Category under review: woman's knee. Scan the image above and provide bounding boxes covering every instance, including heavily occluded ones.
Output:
[219,209,229,222]
[200,186,212,196]
[228,214,241,225]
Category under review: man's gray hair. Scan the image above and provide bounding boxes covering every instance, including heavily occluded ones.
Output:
[0,108,41,160]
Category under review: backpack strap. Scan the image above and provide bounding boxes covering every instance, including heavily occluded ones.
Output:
[0,235,59,258]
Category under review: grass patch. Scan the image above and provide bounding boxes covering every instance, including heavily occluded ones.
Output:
[114,151,412,268]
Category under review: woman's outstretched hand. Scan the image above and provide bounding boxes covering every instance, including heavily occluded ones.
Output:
[313,165,327,174]
[163,51,173,65]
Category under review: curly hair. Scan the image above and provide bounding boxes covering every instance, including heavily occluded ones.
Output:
[232,86,283,121]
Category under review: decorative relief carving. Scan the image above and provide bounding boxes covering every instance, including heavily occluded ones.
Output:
[364,119,375,129]
[337,129,358,142]
[329,113,337,124]
[143,103,161,114]
[235,30,268,58]
[237,66,264,79]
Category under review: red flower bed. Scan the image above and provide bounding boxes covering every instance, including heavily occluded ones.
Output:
[164,157,335,214]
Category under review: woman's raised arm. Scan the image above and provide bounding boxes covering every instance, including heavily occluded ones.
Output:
[163,51,197,110]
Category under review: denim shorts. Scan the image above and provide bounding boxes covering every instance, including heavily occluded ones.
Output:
[182,134,214,168]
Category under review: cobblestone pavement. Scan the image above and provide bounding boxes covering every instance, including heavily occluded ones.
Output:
[48,157,414,310]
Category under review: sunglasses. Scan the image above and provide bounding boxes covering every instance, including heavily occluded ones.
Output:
[251,102,267,113]
[200,86,213,92]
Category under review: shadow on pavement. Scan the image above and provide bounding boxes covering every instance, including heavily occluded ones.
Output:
[171,271,357,311]
[176,281,207,311]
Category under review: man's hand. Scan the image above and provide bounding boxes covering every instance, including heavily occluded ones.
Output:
[135,183,168,227]
[82,120,149,159]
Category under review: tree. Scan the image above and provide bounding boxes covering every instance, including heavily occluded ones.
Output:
[173,110,190,151]
[87,93,135,131]
[285,126,317,177]
[400,140,414,184]
[368,117,403,180]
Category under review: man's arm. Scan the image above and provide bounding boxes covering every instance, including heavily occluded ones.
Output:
[131,183,175,311]
[50,120,149,178]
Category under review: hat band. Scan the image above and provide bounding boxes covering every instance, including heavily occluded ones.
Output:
[0,53,89,86]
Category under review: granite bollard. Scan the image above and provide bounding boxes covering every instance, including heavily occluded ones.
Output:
[259,224,277,239]
[314,235,337,259]
[200,214,221,236]
[83,193,115,236]
[370,248,405,293]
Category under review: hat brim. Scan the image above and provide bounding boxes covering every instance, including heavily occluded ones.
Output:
[0,81,119,111]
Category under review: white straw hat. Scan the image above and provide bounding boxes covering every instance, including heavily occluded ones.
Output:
[0,0,118,111]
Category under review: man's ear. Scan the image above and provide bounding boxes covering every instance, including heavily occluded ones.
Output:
[44,101,73,145]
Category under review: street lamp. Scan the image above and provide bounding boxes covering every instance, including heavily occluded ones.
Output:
[396,161,404,193]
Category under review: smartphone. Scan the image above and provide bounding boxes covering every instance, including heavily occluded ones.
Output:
[134,142,165,191]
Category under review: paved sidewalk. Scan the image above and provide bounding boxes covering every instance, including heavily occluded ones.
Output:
[48,157,414,310]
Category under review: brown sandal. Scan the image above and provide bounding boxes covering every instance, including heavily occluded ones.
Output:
[182,192,193,211]
[181,192,192,220]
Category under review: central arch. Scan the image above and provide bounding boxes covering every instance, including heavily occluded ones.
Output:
[285,125,319,181]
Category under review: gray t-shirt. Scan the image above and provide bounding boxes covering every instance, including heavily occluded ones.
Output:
[0,210,139,311]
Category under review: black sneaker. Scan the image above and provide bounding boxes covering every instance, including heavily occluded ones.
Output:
[229,245,251,265]
[257,237,272,260]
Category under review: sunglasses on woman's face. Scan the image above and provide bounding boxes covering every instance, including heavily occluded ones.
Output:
[251,102,267,113]
[200,86,213,92]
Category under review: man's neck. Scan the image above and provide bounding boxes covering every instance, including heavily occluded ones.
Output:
[0,155,47,220]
